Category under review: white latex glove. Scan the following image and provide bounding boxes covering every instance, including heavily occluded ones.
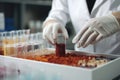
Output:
[72,14,120,48]
[43,22,69,44]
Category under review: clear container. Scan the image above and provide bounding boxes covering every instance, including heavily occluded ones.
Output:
[33,33,40,51]
[27,34,34,53]
[36,32,46,50]
[2,32,7,55]
[5,31,16,56]
[0,32,4,55]
[16,30,25,55]
[55,33,66,57]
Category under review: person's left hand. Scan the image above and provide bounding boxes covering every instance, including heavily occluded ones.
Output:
[72,14,120,48]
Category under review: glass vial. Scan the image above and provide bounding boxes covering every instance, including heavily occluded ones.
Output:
[55,33,66,57]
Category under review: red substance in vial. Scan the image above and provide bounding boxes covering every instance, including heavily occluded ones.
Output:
[55,43,65,57]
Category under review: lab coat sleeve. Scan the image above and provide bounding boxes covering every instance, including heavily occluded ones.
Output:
[44,0,70,27]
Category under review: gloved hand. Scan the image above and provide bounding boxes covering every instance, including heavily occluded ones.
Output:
[72,14,120,48]
[43,21,69,44]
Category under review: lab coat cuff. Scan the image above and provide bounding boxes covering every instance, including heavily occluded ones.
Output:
[110,14,120,30]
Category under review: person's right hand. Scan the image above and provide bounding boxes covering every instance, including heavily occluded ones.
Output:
[43,22,69,44]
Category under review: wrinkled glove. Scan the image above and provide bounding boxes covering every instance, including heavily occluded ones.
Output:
[72,14,120,48]
[43,21,69,44]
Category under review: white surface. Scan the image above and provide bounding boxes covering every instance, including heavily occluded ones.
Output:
[0,54,120,80]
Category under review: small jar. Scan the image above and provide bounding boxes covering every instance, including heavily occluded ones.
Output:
[55,33,66,57]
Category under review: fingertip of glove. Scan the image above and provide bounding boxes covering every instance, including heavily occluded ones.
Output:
[66,35,69,39]
[53,34,56,40]
[72,37,77,43]
[72,40,75,43]
[77,43,81,48]
[82,44,87,48]
[64,32,69,39]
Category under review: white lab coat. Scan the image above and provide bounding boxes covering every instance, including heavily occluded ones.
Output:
[45,0,120,54]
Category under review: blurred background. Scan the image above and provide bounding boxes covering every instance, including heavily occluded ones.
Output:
[0,0,75,50]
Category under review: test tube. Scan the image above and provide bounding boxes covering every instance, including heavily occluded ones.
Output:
[36,33,43,49]
[27,34,34,53]
[2,32,7,55]
[22,30,28,54]
[0,33,4,55]
[24,29,30,53]
[33,33,39,51]
[13,30,19,56]
[5,31,15,56]
[11,31,19,55]
[9,31,16,56]
[16,30,24,55]
[18,30,24,42]
[55,33,66,57]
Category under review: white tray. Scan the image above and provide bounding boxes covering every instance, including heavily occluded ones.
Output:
[0,50,120,80]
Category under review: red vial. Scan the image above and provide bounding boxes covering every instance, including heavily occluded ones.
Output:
[55,33,66,57]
